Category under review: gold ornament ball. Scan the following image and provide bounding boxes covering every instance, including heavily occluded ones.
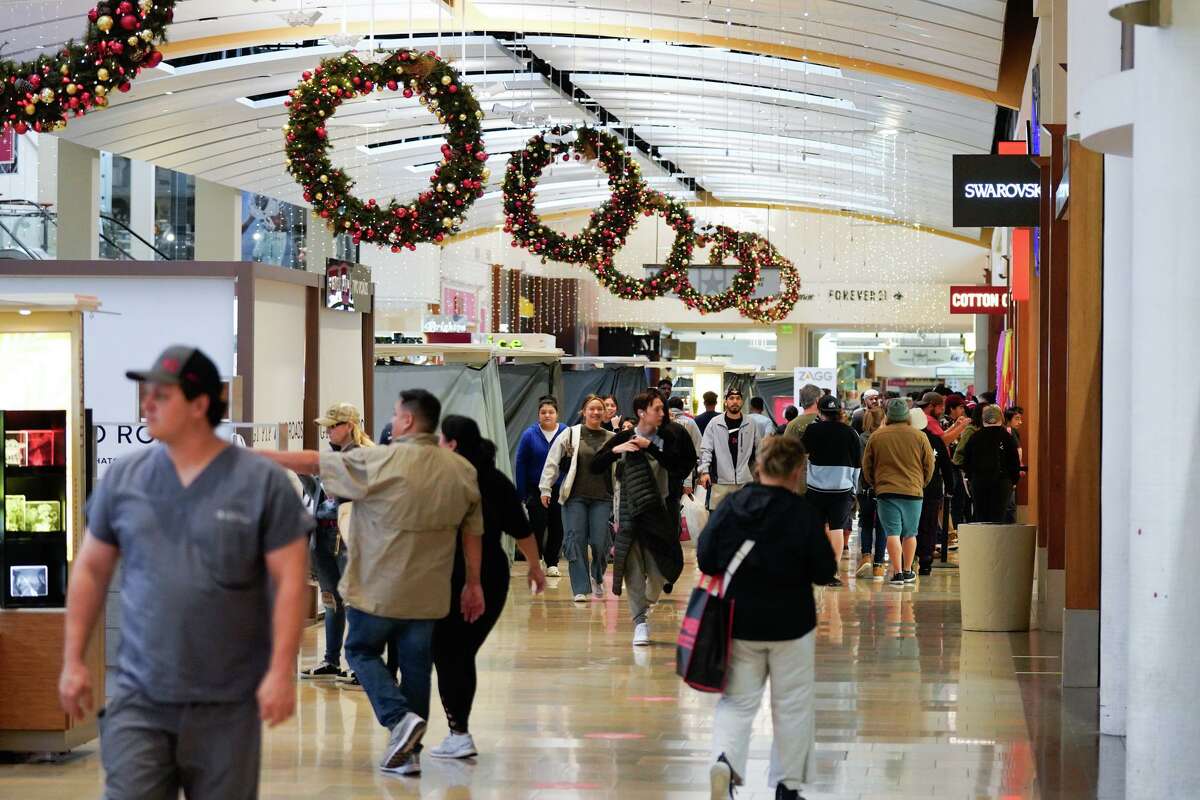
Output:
[140,30,154,41]
[66,84,77,96]
[475,110,483,120]
[97,15,114,32]
[428,86,438,96]
[24,104,36,116]
[95,84,108,96]
[97,68,110,82]
[436,184,444,192]
[459,113,467,121]
[445,183,456,193]
[39,88,56,104]
[139,0,153,13]
[429,99,439,109]
[315,193,324,200]
[441,217,453,228]
[481,167,491,180]
[51,120,67,131]
[127,36,139,47]
[319,174,329,183]
[419,96,428,106]
[440,75,452,86]
[60,64,71,76]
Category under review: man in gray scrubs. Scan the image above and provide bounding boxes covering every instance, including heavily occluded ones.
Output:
[58,346,312,800]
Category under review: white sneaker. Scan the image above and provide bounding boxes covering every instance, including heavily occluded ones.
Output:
[546,565,561,578]
[429,731,478,760]
[381,750,420,776]
[380,712,426,770]
[709,758,733,799]
[633,622,651,646]
[592,579,605,599]
[573,593,588,603]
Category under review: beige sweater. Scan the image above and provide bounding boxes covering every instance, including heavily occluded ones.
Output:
[861,421,935,497]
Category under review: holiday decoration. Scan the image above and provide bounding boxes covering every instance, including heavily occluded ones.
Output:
[0,0,176,136]
[285,49,487,251]
[500,125,804,322]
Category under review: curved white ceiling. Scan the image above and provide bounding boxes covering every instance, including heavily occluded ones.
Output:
[3,0,1007,239]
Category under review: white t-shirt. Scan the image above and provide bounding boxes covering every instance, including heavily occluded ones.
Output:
[540,426,558,442]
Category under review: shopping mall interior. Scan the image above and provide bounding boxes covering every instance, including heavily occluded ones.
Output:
[0,0,1192,798]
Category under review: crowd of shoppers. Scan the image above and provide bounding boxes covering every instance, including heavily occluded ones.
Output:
[64,345,1026,798]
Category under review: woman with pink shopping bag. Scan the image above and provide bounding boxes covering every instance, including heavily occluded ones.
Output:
[691,435,836,800]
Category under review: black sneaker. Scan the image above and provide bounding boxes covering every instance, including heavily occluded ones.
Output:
[904,570,918,584]
[825,576,843,587]
[299,662,345,680]
[336,671,363,690]
[918,565,933,576]
[890,571,907,586]
[775,782,804,800]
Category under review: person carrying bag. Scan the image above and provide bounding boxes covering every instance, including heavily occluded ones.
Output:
[676,540,755,690]
[691,436,837,800]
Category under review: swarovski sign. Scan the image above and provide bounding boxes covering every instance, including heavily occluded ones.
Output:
[952,154,1042,227]
[962,182,1041,200]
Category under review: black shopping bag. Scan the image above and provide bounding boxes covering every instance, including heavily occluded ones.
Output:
[676,540,754,693]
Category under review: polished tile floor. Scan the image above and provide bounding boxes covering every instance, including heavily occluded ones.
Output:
[1,545,1115,799]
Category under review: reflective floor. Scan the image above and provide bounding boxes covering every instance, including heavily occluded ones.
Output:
[1,545,1118,799]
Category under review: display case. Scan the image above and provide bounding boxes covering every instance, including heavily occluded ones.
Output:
[0,295,101,752]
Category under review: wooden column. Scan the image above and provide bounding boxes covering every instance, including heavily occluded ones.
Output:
[1064,141,1104,614]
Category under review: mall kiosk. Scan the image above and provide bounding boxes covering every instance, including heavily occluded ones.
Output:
[0,294,102,752]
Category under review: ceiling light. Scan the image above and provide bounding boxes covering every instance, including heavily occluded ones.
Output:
[878,128,900,136]
[18,309,32,316]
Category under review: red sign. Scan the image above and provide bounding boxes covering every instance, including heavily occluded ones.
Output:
[950,285,1010,314]
[0,130,14,165]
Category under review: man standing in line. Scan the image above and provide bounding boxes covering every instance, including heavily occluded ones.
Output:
[694,391,721,434]
[960,405,1023,524]
[851,389,881,434]
[593,389,685,646]
[59,347,313,799]
[784,384,823,439]
[919,391,969,448]
[260,389,485,777]
[747,397,776,439]
[698,387,762,509]
[801,395,863,588]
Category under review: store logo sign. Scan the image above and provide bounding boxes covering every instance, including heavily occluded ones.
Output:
[952,154,1042,227]
[950,285,1010,314]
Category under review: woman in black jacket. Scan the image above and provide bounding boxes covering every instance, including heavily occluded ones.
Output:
[959,405,1022,523]
[697,435,836,800]
[429,416,546,762]
[913,410,956,576]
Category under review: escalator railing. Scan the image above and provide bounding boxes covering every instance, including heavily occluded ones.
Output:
[0,199,173,261]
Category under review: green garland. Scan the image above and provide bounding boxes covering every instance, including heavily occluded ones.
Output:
[285,49,487,251]
[1,0,176,135]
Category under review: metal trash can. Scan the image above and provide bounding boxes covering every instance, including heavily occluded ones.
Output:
[958,523,1037,632]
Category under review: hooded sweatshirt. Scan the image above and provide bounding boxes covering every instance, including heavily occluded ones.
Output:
[696,483,837,640]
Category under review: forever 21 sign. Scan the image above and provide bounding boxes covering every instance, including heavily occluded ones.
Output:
[952,154,1042,228]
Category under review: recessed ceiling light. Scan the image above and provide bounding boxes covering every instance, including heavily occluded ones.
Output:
[18,309,32,316]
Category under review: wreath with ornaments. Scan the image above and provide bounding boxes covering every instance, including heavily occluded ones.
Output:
[0,0,176,135]
[284,49,488,252]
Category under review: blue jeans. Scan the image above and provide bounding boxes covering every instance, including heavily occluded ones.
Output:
[311,526,346,665]
[561,497,612,596]
[344,609,434,729]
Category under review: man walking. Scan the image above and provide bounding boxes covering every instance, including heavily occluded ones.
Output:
[801,395,863,587]
[698,387,762,509]
[593,389,686,646]
[261,389,484,776]
[861,398,935,586]
[784,384,823,439]
[59,347,313,799]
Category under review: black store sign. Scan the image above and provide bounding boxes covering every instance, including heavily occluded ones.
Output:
[952,154,1042,228]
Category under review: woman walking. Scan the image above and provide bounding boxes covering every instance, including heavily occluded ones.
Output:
[540,395,616,602]
[430,416,545,761]
[514,396,567,577]
[298,402,373,682]
[602,395,621,432]
[699,435,837,800]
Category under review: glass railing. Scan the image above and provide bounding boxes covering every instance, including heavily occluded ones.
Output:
[0,200,172,261]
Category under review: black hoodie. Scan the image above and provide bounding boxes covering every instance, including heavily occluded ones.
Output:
[696,483,837,641]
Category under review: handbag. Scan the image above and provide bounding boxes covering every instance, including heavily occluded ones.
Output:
[679,507,691,542]
[556,425,579,481]
[675,539,755,693]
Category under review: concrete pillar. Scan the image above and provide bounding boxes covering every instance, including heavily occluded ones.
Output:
[55,139,100,260]
[774,324,808,371]
[1127,6,1200,796]
[973,314,990,393]
[1100,153,1132,735]
[194,178,241,261]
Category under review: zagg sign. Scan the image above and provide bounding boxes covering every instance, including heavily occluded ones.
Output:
[952,154,1042,227]
[950,285,1010,314]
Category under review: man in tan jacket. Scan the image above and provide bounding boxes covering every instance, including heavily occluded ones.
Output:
[861,398,935,585]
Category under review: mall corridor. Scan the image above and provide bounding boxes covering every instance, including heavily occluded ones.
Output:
[5,550,1110,799]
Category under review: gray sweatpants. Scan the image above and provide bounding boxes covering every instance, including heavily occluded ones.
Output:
[100,687,261,800]
[625,539,665,625]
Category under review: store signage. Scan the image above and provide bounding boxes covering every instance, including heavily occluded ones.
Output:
[827,288,900,303]
[476,332,557,350]
[325,259,372,313]
[793,367,838,401]
[952,154,1042,227]
[949,285,1010,314]
[0,130,14,165]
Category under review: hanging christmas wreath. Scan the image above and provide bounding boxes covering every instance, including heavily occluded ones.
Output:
[586,188,696,300]
[694,225,803,323]
[0,0,176,136]
[285,49,487,251]
[503,126,645,264]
